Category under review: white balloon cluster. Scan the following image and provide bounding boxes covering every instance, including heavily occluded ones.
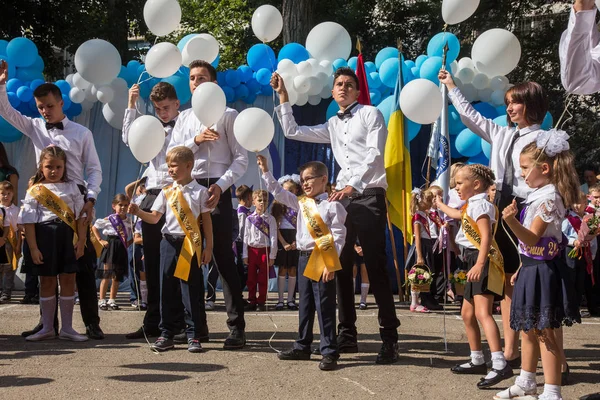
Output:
[276,58,334,107]
[450,57,512,106]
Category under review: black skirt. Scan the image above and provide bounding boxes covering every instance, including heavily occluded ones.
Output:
[96,235,129,281]
[22,221,78,276]
[462,248,504,302]
[275,228,299,268]
[510,255,581,332]
[0,244,7,264]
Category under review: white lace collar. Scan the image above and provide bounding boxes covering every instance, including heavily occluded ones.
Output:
[525,184,556,205]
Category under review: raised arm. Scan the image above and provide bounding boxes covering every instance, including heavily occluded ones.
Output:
[257,155,299,210]
[122,85,141,145]
[0,61,35,136]
[435,196,463,220]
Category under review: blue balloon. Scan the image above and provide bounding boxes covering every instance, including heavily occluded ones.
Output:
[375,47,399,69]
[211,54,220,69]
[225,69,241,88]
[450,135,460,159]
[16,66,43,82]
[139,82,151,100]
[376,95,394,125]
[6,78,23,93]
[481,139,491,159]
[456,128,482,157]
[54,80,71,96]
[0,40,8,55]
[61,94,71,110]
[223,86,235,103]
[370,90,381,105]
[17,86,33,102]
[67,102,82,118]
[368,72,382,89]
[216,71,226,86]
[256,68,272,86]
[260,84,273,96]
[427,32,461,64]
[177,66,190,77]
[473,102,499,119]
[237,65,253,82]
[277,43,310,64]
[379,58,399,88]
[246,78,261,95]
[419,56,443,84]
[0,116,23,142]
[137,65,147,81]
[541,112,553,130]
[128,60,142,73]
[364,61,377,75]
[326,99,341,120]
[32,55,44,72]
[411,66,420,78]
[407,118,422,141]
[28,99,39,115]
[247,44,277,72]
[162,75,191,104]
[449,105,465,136]
[347,57,358,71]
[415,55,428,69]
[404,60,416,69]
[495,105,507,116]
[467,152,490,166]
[493,115,508,127]
[7,92,20,108]
[118,66,133,86]
[332,58,348,71]
[177,34,198,52]
[245,92,257,104]
[7,38,38,67]
[235,84,249,100]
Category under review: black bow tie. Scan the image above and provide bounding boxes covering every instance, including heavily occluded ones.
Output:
[162,120,176,128]
[336,102,359,120]
[46,122,64,130]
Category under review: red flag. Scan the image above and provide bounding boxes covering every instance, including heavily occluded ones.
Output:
[356,52,371,105]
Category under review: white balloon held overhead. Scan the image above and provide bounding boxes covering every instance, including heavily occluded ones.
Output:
[442,0,480,25]
[128,115,167,163]
[74,39,122,85]
[399,78,443,125]
[182,34,219,66]
[233,108,274,152]
[145,42,182,78]
[251,5,283,43]
[191,82,226,128]
[471,29,521,77]
[143,0,182,37]
[305,22,352,62]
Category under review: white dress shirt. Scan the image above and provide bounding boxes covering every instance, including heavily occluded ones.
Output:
[263,171,347,255]
[242,211,278,259]
[93,216,133,239]
[559,7,600,94]
[122,108,174,190]
[236,205,251,242]
[1,204,19,231]
[151,180,212,236]
[168,108,248,191]
[413,210,431,239]
[0,85,102,199]
[0,206,10,229]
[275,102,388,193]
[19,182,85,223]
[562,211,598,258]
[455,193,496,249]
[448,87,542,199]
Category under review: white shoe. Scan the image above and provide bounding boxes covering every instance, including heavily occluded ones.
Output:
[25,330,57,342]
[494,384,538,400]
[205,301,214,310]
[538,394,562,400]
[59,329,89,342]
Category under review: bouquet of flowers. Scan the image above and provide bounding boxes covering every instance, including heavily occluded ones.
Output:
[450,269,468,285]
[407,265,433,292]
[568,213,600,259]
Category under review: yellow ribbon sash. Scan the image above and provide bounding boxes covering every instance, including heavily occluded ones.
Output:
[165,186,202,281]
[89,227,103,258]
[27,184,78,244]
[7,226,19,271]
[298,197,342,282]
[461,204,505,296]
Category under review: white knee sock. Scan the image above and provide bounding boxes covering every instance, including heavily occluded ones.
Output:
[277,276,286,302]
[140,281,148,304]
[485,351,507,379]
[60,295,76,334]
[411,291,419,307]
[360,283,369,304]
[460,350,484,368]
[286,276,296,302]
[541,383,561,399]
[39,296,57,334]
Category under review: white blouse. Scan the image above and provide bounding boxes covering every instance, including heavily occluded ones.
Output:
[93,216,133,240]
[455,193,496,249]
[520,184,565,244]
[19,182,85,224]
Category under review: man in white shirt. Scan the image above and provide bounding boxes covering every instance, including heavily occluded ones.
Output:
[169,60,248,349]
[0,60,104,340]
[271,67,400,364]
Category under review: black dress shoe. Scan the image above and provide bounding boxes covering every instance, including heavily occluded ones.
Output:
[311,347,321,355]
[477,364,514,388]
[337,341,358,354]
[85,324,105,340]
[223,328,246,350]
[451,361,487,375]
[562,363,570,386]
[319,355,338,371]
[125,326,160,339]
[487,356,522,369]
[278,348,311,360]
[376,342,399,364]
[21,323,43,338]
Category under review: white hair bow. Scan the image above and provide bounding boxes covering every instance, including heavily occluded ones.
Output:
[536,129,570,157]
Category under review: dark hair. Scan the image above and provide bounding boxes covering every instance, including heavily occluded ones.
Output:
[582,164,598,174]
[33,83,63,101]
[504,82,548,127]
[112,193,130,205]
[235,184,252,201]
[32,145,69,184]
[333,67,360,91]
[150,82,178,102]
[0,180,14,192]
[0,143,18,178]
[189,60,217,81]
[299,161,328,179]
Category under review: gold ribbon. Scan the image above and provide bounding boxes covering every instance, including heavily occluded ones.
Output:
[165,185,202,282]
[89,227,103,258]
[6,226,19,271]
[27,184,78,245]
[298,197,342,282]
[461,204,505,296]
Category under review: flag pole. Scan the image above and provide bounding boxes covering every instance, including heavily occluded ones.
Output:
[441,40,450,353]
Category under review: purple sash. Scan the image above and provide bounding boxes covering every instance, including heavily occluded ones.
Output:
[248,213,270,238]
[237,205,251,216]
[283,207,297,228]
[108,214,128,249]
[519,207,561,261]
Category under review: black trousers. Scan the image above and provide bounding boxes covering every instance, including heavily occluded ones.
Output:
[76,230,101,326]
[198,178,245,331]
[337,193,400,344]
[495,191,525,274]
[205,261,219,302]
[235,240,248,291]
[24,272,39,297]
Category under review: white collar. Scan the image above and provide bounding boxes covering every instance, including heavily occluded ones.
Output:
[525,184,556,205]
[172,180,198,191]
[468,193,488,203]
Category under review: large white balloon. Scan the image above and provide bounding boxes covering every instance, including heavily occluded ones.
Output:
[442,0,480,25]
[305,22,352,62]
[456,67,475,84]
[472,73,490,90]
[251,5,283,43]
[73,73,91,90]
[399,79,443,125]
[191,82,226,128]
[233,108,274,152]
[182,34,219,66]
[74,39,121,85]
[143,0,182,37]
[128,115,166,163]
[102,101,127,130]
[490,75,509,92]
[96,85,115,104]
[294,75,311,94]
[145,42,182,78]
[472,29,521,77]
[69,87,86,104]
[277,59,297,76]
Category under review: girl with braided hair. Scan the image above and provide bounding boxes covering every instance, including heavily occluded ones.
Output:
[436,164,512,389]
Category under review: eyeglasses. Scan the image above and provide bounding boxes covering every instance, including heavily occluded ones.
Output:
[300,175,324,185]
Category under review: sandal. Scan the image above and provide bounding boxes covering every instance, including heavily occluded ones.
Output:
[99,300,108,311]
[409,304,430,313]
[493,384,538,400]
[275,302,284,311]
[108,302,120,310]
[287,301,298,311]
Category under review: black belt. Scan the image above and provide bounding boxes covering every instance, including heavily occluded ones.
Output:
[164,234,185,242]
[298,250,312,257]
[350,187,386,198]
[39,218,65,225]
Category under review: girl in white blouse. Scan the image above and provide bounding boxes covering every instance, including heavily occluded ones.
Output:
[20,146,87,342]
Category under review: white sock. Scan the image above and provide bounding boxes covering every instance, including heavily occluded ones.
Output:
[286,276,296,302]
[39,296,56,335]
[485,351,508,379]
[360,283,369,304]
[277,276,286,302]
[140,281,148,304]
[542,384,561,399]
[107,299,116,305]
[98,299,106,305]
[460,350,484,368]
[59,295,77,334]
[411,291,419,307]
[515,369,537,392]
